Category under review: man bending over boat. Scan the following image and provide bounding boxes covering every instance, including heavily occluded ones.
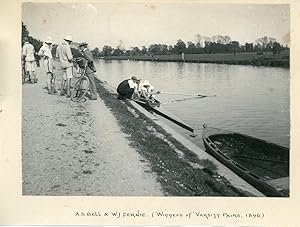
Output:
[139,80,160,102]
[117,76,140,99]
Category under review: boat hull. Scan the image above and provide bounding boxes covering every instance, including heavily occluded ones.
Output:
[202,125,289,197]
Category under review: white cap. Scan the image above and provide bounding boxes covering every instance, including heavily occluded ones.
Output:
[143,80,150,86]
[64,35,73,42]
[45,37,53,44]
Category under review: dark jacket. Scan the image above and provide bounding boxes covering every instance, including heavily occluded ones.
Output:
[78,48,96,73]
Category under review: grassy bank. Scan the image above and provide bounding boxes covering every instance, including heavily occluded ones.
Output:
[104,51,289,68]
[95,79,252,196]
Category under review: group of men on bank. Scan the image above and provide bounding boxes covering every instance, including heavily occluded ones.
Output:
[22,35,98,100]
[22,36,159,102]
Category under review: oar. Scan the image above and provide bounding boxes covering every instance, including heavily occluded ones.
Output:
[160,91,216,97]
[162,97,204,104]
[161,93,216,104]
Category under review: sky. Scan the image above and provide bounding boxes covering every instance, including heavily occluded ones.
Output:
[22,3,290,49]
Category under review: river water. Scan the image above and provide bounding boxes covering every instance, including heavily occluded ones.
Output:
[95,60,290,148]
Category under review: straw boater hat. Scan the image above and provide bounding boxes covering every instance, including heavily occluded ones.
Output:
[78,42,88,47]
[64,35,73,42]
[143,80,150,86]
[45,37,53,44]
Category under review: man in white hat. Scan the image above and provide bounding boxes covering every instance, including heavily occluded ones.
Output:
[38,37,56,94]
[22,36,37,83]
[56,35,73,97]
[139,80,160,101]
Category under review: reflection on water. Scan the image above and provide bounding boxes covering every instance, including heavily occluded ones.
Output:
[95,60,290,148]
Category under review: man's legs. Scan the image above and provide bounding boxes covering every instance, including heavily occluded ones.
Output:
[60,70,67,96]
[46,72,52,93]
[25,62,32,83]
[60,80,66,95]
[66,78,71,97]
[30,61,37,83]
[86,73,97,100]
[46,59,56,93]
[31,71,36,83]
[66,67,73,97]
[51,74,57,93]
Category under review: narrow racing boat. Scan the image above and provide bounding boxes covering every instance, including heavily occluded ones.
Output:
[202,124,289,197]
[132,97,194,133]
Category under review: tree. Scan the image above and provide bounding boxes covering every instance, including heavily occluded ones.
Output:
[148,44,161,55]
[212,35,225,44]
[22,22,29,43]
[141,46,147,55]
[186,41,197,54]
[30,37,43,52]
[272,42,281,55]
[131,47,141,56]
[22,22,42,52]
[173,39,186,54]
[245,42,254,52]
[160,44,169,55]
[230,41,240,54]
[102,45,113,56]
[91,47,100,58]
[194,34,204,48]
[112,48,124,56]
[255,36,277,50]
[168,45,174,54]
[224,36,231,44]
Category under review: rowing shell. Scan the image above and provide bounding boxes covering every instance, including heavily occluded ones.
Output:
[133,98,194,133]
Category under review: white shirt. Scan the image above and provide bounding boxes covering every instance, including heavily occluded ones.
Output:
[56,40,73,68]
[38,43,53,59]
[128,79,138,89]
[22,42,35,62]
[140,82,155,94]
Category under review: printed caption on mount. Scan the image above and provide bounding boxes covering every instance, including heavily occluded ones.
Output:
[75,210,264,220]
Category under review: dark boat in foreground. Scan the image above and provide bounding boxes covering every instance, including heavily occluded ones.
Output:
[202,125,289,197]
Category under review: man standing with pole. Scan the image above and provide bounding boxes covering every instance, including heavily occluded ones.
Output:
[78,42,97,100]
[56,36,73,97]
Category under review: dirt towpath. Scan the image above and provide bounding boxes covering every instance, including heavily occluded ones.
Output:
[22,64,163,195]
[23,61,253,196]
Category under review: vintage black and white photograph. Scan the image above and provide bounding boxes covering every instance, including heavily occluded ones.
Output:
[21,2,290,197]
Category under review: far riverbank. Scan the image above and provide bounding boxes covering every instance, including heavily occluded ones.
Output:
[103,50,289,68]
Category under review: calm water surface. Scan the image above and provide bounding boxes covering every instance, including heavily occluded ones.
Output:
[95,60,290,148]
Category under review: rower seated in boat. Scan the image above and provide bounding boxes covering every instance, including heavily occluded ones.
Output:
[138,80,160,103]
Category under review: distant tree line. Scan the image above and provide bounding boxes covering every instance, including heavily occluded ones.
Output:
[22,22,288,60]
[91,34,288,58]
